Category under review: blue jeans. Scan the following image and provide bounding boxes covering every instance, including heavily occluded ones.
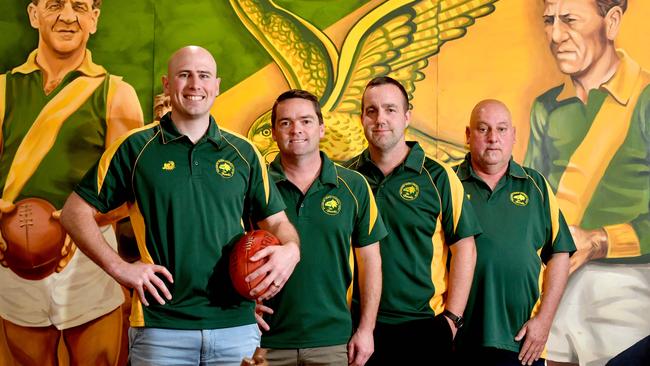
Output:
[128,324,260,366]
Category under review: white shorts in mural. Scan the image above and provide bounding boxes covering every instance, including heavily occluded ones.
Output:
[546,261,650,366]
[0,225,124,330]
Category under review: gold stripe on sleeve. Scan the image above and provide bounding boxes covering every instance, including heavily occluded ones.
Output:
[96,123,159,195]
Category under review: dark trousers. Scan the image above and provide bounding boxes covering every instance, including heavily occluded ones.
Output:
[458,347,545,366]
[606,335,650,366]
[366,315,453,365]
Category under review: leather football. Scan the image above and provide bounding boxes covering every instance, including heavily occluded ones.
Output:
[229,230,280,299]
[0,198,66,280]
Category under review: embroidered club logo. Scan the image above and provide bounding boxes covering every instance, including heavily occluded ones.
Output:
[321,195,342,215]
[510,192,529,206]
[162,161,175,171]
[400,182,419,201]
[216,159,235,178]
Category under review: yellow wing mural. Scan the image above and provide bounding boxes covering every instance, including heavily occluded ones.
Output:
[232,0,498,162]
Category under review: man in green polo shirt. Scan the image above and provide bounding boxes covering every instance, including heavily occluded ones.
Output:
[346,76,481,364]
[60,46,301,366]
[255,89,385,366]
[526,1,650,364]
[455,99,574,366]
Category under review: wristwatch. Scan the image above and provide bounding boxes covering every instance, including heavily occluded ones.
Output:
[442,309,464,329]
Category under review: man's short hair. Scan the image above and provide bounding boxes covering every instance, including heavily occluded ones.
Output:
[361,76,410,113]
[31,0,103,9]
[271,89,323,128]
[595,0,627,15]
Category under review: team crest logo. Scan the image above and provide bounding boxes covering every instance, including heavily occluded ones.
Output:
[399,182,419,201]
[510,192,529,206]
[321,195,342,215]
[162,161,175,171]
[216,159,235,178]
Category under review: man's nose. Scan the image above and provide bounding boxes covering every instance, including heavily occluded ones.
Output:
[186,75,201,89]
[289,123,302,134]
[487,129,498,142]
[58,2,77,22]
[550,19,568,44]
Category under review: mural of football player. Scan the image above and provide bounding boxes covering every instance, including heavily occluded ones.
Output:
[0,0,143,365]
[525,0,650,365]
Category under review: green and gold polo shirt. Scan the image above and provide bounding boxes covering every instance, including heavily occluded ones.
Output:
[454,154,575,353]
[346,142,481,324]
[75,113,285,330]
[525,50,650,263]
[261,152,386,348]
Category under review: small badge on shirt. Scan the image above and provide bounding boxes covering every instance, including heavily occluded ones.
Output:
[321,195,342,215]
[216,159,235,178]
[399,182,419,201]
[162,161,176,171]
[510,192,529,206]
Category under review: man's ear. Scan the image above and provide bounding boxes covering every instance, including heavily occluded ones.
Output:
[405,110,411,129]
[89,8,101,35]
[604,6,623,41]
[465,126,471,146]
[162,75,169,96]
[27,3,39,29]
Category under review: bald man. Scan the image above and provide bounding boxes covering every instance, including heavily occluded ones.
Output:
[60,46,301,366]
[454,100,574,366]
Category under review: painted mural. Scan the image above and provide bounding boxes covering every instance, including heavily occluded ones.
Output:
[0,0,649,365]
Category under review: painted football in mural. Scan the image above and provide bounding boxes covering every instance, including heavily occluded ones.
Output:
[229,229,280,299]
[0,198,66,280]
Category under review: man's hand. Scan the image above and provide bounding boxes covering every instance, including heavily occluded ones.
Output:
[515,315,552,366]
[347,328,374,366]
[568,225,608,273]
[246,241,299,300]
[0,204,15,265]
[51,210,77,272]
[255,302,273,332]
[111,260,174,306]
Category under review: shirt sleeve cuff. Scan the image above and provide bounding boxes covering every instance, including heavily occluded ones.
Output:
[603,223,641,258]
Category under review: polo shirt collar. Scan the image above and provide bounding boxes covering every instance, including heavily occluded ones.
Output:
[556,49,640,105]
[12,49,107,77]
[158,112,223,146]
[358,141,425,173]
[456,153,527,181]
[269,151,339,187]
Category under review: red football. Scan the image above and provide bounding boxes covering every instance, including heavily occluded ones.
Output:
[229,230,280,299]
[0,198,66,280]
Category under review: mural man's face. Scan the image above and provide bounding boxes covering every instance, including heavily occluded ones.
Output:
[28,0,100,56]
[361,84,410,152]
[163,47,220,122]
[272,98,324,159]
[543,0,609,77]
[466,102,515,172]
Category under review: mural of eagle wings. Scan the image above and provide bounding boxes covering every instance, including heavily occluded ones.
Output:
[231,0,498,163]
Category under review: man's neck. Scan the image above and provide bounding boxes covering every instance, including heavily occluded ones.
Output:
[171,112,211,144]
[572,46,620,103]
[368,141,410,176]
[471,160,508,191]
[36,44,86,95]
[280,152,322,194]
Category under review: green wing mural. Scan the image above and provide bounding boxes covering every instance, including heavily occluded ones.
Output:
[233,0,498,163]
